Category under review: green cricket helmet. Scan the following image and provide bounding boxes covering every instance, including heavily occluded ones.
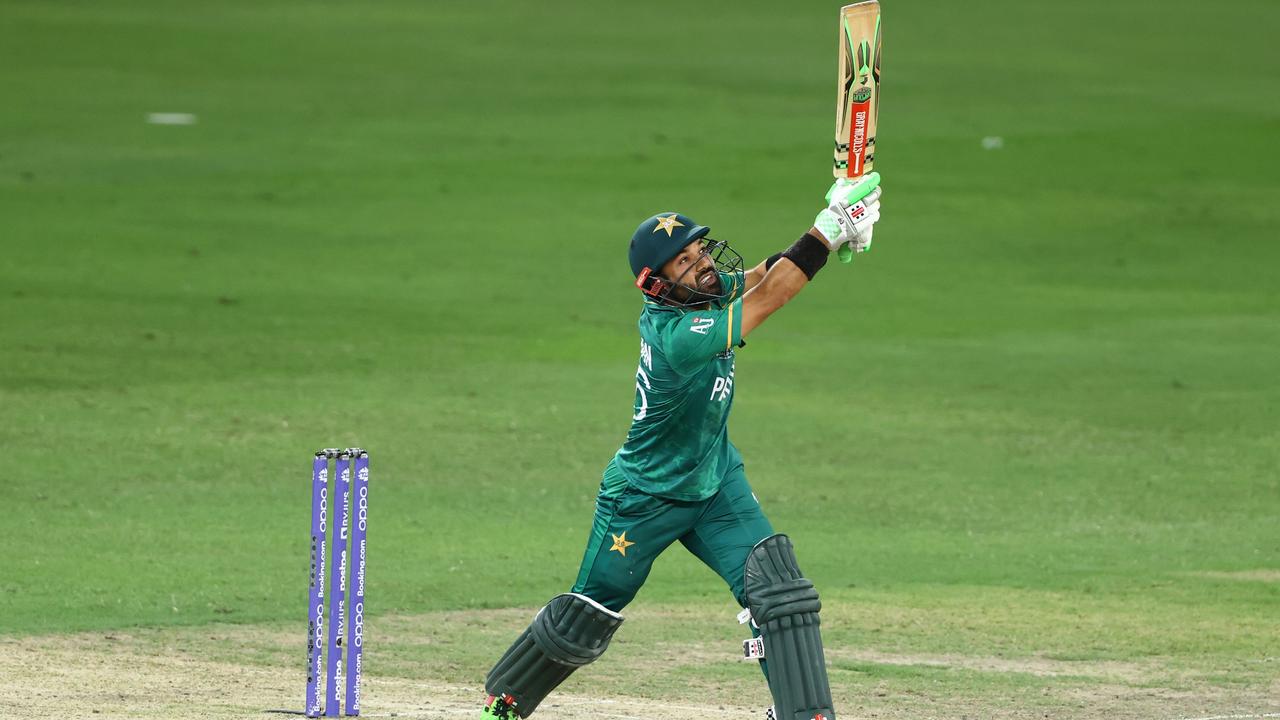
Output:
[628,212,743,307]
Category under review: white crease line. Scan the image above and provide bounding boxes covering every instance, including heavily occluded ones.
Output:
[1173,714,1280,720]
[383,682,758,719]
[375,712,655,720]
[392,680,751,714]
[551,697,737,712]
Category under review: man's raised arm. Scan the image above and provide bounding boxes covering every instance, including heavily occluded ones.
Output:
[740,183,882,338]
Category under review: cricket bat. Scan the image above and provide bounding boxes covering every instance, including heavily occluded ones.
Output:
[832,0,882,263]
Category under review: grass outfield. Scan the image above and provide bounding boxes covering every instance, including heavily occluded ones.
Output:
[1,0,1277,718]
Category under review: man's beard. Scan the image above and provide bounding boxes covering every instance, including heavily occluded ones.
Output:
[667,267,722,305]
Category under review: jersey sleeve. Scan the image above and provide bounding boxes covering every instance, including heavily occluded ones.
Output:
[663,298,744,375]
[720,271,747,302]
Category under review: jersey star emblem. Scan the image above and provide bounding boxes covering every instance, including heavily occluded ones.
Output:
[652,214,684,237]
[609,532,635,557]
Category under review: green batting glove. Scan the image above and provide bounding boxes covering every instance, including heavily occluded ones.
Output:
[825,173,881,263]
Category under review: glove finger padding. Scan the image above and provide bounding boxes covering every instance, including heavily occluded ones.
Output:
[838,187,879,225]
[844,225,873,254]
[826,172,881,206]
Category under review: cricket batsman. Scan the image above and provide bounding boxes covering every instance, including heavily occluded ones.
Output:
[480,176,883,720]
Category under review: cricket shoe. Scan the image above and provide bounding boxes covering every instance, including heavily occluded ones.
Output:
[765,707,825,720]
[482,694,519,720]
[770,710,833,720]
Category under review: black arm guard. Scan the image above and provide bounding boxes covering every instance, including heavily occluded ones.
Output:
[780,233,829,280]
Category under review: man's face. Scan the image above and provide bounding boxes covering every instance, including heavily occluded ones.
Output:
[660,238,721,303]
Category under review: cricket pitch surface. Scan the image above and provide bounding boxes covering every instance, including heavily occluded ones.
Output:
[3,606,1276,720]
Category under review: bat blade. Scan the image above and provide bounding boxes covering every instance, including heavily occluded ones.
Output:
[833,1,881,180]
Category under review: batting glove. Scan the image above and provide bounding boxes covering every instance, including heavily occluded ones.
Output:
[814,185,881,254]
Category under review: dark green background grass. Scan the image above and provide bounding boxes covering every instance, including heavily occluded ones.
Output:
[1,0,1276,652]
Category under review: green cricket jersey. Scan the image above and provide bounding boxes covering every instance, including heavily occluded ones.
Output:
[613,272,748,501]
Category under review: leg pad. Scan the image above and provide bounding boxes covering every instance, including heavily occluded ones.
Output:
[745,534,834,720]
[485,593,623,717]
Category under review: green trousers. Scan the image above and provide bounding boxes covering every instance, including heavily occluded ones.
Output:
[570,459,775,612]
